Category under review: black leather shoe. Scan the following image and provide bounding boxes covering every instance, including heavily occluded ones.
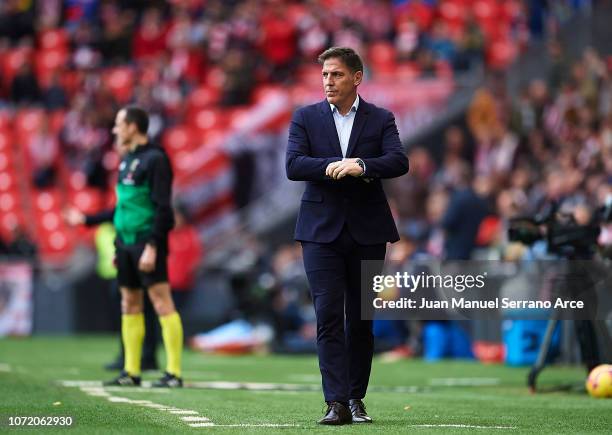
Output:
[349,399,372,423]
[318,402,352,425]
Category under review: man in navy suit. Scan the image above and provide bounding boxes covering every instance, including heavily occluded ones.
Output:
[286,47,409,425]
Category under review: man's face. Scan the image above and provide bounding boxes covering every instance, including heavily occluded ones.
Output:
[112,109,135,146]
[322,57,362,108]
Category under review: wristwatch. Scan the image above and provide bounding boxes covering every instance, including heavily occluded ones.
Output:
[355,158,365,176]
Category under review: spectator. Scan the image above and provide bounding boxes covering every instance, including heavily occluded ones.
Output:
[440,163,490,260]
[97,4,133,63]
[43,73,68,110]
[133,8,168,61]
[220,48,255,106]
[5,224,37,263]
[28,119,59,188]
[258,1,297,82]
[426,20,456,64]
[10,63,41,104]
[389,146,434,224]
[0,0,35,42]
[168,205,203,312]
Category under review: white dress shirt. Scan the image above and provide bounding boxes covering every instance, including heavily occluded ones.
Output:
[330,95,359,157]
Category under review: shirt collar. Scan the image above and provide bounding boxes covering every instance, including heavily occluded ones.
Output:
[330,94,359,115]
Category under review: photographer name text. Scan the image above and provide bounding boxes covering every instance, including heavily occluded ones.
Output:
[373,297,584,310]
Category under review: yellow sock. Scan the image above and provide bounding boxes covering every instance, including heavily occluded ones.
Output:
[122,313,145,376]
[159,312,183,377]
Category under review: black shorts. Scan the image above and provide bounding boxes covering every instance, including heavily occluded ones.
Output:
[115,241,168,289]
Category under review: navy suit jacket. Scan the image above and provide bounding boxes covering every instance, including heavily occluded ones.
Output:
[286,97,409,245]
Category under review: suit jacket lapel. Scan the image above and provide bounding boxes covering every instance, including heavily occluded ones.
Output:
[319,100,343,157]
[346,97,369,158]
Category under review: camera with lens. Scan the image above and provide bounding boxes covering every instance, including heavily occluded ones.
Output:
[508,199,612,258]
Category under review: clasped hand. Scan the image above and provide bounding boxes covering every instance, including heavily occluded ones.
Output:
[325,158,363,180]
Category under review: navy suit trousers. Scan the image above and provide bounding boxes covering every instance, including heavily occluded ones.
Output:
[301,226,386,403]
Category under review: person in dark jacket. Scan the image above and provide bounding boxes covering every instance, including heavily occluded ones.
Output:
[441,163,489,260]
[286,47,409,425]
[65,107,182,388]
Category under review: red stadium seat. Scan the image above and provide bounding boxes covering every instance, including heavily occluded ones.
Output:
[33,189,62,213]
[69,189,102,215]
[67,171,87,192]
[14,108,46,144]
[204,67,225,90]
[38,227,74,262]
[0,191,19,214]
[473,0,498,21]
[0,111,12,132]
[162,125,199,153]
[486,37,518,70]
[190,108,228,132]
[0,210,25,240]
[439,0,466,26]
[2,47,33,86]
[38,210,62,232]
[0,149,13,173]
[0,130,12,153]
[0,171,17,192]
[368,41,397,76]
[501,0,523,22]
[103,67,135,103]
[34,49,68,88]
[49,110,66,133]
[59,70,82,97]
[38,29,69,51]
[188,85,220,111]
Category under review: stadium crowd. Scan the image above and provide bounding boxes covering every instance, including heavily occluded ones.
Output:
[1,0,607,357]
[0,0,532,233]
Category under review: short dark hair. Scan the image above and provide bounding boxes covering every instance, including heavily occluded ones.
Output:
[123,106,149,134]
[317,47,363,73]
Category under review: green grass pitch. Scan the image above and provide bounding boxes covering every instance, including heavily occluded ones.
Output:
[1,336,610,434]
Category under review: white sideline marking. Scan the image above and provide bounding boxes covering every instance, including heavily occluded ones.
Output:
[429,378,501,387]
[0,363,12,372]
[58,380,169,392]
[205,424,301,428]
[108,397,133,403]
[86,391,110,397]
[60,379,423,394]
[189,423,216,427]
[411,424,516,430]
[142,404,170,409]
[186,381,318,391]
[75,385,215,428]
